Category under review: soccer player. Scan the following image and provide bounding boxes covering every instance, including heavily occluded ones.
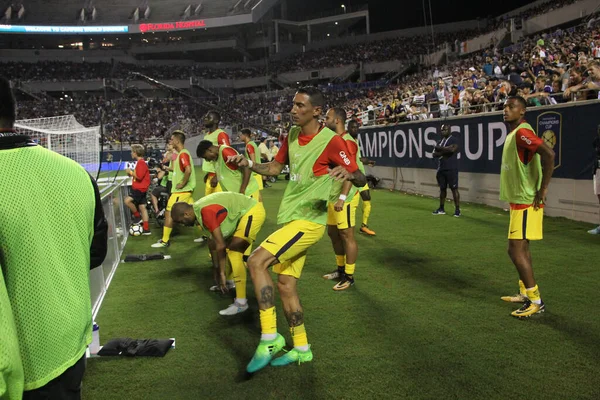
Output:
[125,144,151,234]
[171,192,266,315]
[347,120,376,236]
[239,128,264,201]
[202,111,230,196]
[152,131,196,248]
[0,77,108,399]
[322,108,363,290]
[432,124,461,217]
[150,149,171,216]
[228,87,366,372]
[196,140,259,200]
[500,96,555,318]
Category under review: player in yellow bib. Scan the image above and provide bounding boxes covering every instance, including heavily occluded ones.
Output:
[228,87,366,373]
[500,96,555,318]
[202,111,230,196]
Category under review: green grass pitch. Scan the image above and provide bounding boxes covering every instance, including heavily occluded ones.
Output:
[83,167,600,400]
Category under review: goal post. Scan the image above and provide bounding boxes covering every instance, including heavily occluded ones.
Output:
[14,115,101,177]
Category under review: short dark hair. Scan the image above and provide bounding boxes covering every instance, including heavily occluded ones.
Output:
[348,119,360,128]
[196,140,213,158]
[296,86,325,108]
[0,77,16,124]
[508,96,527,109]
[207,110,221,123]
[331,107,347,124]
[172,130,186,144]
[240,128,252,137]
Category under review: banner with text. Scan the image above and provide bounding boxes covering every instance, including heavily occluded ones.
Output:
[356,102,600,180]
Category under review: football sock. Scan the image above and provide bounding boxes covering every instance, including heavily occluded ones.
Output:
[290,323,309,351]
[236,298,248,306]
[362,201,372,226]
[260,307,277,340]
[143,221,149,231]
[228,250,246,299]
[133,211,140,218]
[518,280,527,296]
[161,227,172,243]
[335,255,346,269]
[345,263,356,275]
[526,285,542,304]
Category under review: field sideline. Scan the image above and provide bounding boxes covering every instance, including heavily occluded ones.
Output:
[83,168,600,400]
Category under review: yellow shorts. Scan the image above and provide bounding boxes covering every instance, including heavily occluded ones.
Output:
[261,220,325,279]
[167,191,194,211]
[254,173,264,190]
[233,202,266,243]
[326,194,360,229]
[204,173,223,196]
[359,184,369,192]
[508,206,543,240]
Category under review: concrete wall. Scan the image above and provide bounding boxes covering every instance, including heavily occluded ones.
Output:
[370,167,599,225]
[522,0,599,36]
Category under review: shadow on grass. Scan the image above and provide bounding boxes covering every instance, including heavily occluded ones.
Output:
[374,247,494,299]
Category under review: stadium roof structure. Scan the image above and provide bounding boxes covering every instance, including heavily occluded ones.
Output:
[3,0,273,25]
[273,8,369,47]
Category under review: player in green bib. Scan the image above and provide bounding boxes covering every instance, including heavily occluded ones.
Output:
[322,107,363,291]
[195,141,259,199]
[152,131,196,248]
[500,96,555,318]
[348,119,377,236]
[202,111,231,196]
[228,87,366,373]
[239,128,264,200]
[0,77,108,398]
[171,192,266,316]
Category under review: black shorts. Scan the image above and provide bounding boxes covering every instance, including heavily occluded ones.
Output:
[152,185,169,199]
[129,188,147,206]
[436,169,459,189]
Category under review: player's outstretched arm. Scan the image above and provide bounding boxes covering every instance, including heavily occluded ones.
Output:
[227,154,284,176]
[329,167,367,188]
[211,227,229,294]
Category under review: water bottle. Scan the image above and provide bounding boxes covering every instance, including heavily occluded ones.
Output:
[90,322,100,355]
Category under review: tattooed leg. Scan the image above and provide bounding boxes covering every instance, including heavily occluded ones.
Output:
[278,274,303,327]
[247,247,277,310]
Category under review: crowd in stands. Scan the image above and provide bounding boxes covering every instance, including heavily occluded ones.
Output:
[334,23,600,126]
[9,1,600,134]
[17,97,208,146]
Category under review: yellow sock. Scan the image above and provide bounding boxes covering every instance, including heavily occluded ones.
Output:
[519,280,526,296]
[526,285,541,304]
[161,226,173,243]
[345,263,356,275]
[335,255,346,268]
[228,251,246,299]
[362,200,372,226]
[259,307,277,335]
[290,323,308,349]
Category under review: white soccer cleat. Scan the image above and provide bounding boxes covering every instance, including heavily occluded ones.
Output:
[194,237,206,243]
[219,301,249,316]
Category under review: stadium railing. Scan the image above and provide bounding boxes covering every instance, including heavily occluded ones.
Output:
[90,176,130,319]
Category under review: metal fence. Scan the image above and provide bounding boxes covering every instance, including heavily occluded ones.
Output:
[90,176,130,319]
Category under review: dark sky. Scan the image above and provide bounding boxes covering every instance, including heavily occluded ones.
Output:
[287,0,538,33]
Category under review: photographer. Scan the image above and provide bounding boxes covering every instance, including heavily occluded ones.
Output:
[588,125,600,235]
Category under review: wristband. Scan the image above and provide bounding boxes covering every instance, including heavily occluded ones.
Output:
[247,159,254,169]
[339,194,347,201]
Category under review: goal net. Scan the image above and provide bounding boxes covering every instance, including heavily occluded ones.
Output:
[14,115,101,176]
